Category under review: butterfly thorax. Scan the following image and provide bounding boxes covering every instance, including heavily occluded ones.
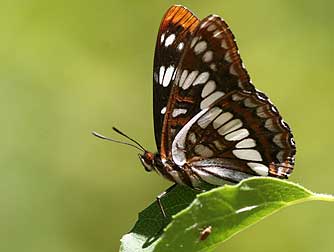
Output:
[139,151,201,188]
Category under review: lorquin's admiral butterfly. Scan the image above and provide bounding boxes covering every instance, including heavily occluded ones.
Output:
[94,5,296,217]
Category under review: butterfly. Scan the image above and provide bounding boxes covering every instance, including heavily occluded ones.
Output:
[94,5,296,218]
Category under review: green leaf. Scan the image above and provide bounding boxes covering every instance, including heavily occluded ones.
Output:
[120,178,334,252]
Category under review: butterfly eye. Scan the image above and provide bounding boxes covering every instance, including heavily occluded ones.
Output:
[139,153,154,172]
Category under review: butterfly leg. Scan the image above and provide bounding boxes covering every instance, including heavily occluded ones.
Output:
[156,183,177,218]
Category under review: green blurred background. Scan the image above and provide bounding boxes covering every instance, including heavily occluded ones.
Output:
[1,0,333,251]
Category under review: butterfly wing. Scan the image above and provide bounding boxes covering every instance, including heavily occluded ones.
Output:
[160,14,295,183]
[160,15,254,158]
[153,5,199,151]
[172,90,296,185]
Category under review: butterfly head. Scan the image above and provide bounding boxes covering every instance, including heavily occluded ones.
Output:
[139,151,156,172]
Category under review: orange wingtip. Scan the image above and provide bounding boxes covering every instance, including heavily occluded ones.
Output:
[160,5,200,33]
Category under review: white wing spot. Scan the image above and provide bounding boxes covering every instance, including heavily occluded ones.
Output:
[200,21,209,29]
[210,63,217,71]
[172,69,177,80]
[273,133,285,148]
[256,106,270,118]
[162,65,175,87]
[188,132,197,144]
[160,106,166,114]
[221,39,228,49]
[271,105,278,113]
[182,70,199,90]
[200,91,225,109]
[213,140,225,150]
[256,92,267,101]
[159,66,165,85]
[179,69,188,87]
[225,128,249,141]
[197,107,222,128]
[202,50,213,62]
[236,138,256,148]
[229,64,238,76]
[194,41,207,55]
[165,34,175,47]
[265,118,278,132]
[207,24,217,31]
[247,162,268,176]
[277,166,287,176]
[276,150,285,162]
[172,108,187,118]
[232,93,244,101]
[232,149,263,161]
[213,112,233,129]
[190,36,199,48]
[244,98,259,108]
[224,51,232,62]
[160,33,165,44]
[280,119,289,129]
[213,30,223,39]
[218,119,243,135]
[193,72,210,86]
[201,80,216,98]
[177,42,184,51]
[194,144,214,157]
[238,80,245,89]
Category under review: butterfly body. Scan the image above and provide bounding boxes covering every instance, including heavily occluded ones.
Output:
[139,5,296,190]
[140,151,199,188]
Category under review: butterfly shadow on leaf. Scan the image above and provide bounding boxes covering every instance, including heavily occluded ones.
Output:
[125,185,199,249]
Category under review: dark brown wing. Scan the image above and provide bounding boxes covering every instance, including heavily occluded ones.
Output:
[153,5,200,151]
[159,12,295,183]
[172,90,295,184]
[160,15,255,160]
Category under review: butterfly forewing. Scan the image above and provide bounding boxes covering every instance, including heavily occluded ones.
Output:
[160,15,256,160]
[153,5,199,151]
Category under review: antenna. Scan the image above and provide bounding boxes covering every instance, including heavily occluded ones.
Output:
[92,129,145,152]
[112,127,147,151]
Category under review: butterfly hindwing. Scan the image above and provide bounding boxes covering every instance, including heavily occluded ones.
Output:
[153,5,199,151]
[170,90,295,184]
